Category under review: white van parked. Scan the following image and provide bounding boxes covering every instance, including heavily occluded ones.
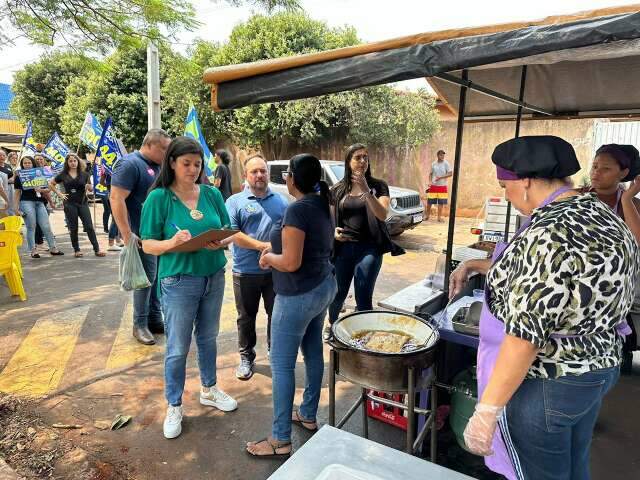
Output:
[267,160,424,236]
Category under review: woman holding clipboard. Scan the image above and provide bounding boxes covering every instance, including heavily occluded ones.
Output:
[140,136,238,440]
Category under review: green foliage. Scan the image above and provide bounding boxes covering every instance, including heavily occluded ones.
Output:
[10,52,96,142]
[3,0,198,53]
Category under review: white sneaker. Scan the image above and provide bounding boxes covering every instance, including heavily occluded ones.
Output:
[200,385,238,412]
[163,405,183,439]
[107,244,122,251]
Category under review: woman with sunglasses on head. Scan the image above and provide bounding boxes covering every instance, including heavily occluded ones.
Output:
[14,156,64,258]
[246,154,336,458]
[49,153,105,258]
[325,143,403,339]
[140,136,237,440]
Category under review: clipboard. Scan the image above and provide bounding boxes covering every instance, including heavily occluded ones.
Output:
[167,228,239,253]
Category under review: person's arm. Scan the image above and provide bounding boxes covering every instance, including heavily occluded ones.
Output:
[0,183,8,209]
[13,187,22,214]
[448,258,492,298]
[48,178,69,201]
[213,166,222,188]
[142,230,191,255]
[110,185,133,243]
[363,193,389,221]
[436,171,454,181]
[621,177,640,244]
[259,226,304,272]
[223,231,269,250]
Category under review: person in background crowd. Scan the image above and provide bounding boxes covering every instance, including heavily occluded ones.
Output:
[99,166,123,251]
[450,136,638,480]
[213,149,233,201]
[222,154,288,380]
[49,154,105,258]
[0,169,10,216]
[425,149,453,222]
[140,136,237,440]
[584,143,640,373]
[7,151,18,169]
[0,149,15,214]
[247,154,336,458]
[111,129,171,345]
[326,143,402,340]
[33,154,49,249]
[14,156,64,258]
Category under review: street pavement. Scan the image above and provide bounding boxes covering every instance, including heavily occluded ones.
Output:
[2,206,637,479]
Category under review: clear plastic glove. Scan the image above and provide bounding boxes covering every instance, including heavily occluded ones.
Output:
[463,403,504,456]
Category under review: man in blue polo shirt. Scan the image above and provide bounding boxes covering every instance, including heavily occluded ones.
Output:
[110,129,171,345]
[222,154,288,380]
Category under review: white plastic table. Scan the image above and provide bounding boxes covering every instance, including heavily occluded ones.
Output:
[268,426,475,480]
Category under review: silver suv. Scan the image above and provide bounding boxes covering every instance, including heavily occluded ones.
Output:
[267,160,424,235]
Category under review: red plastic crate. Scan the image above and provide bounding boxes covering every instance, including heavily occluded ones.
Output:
[366,390,408,431]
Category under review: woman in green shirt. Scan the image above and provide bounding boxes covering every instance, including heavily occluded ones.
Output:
[140,136,238,440]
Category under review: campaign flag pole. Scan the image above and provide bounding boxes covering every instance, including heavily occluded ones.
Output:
[184,106,215,181]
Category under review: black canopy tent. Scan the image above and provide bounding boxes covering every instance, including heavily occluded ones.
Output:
[203,5,640,294]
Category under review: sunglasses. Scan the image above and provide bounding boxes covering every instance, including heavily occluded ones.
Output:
[281,170,292,181]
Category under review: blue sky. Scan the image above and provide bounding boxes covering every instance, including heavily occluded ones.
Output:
[0,0,637,85]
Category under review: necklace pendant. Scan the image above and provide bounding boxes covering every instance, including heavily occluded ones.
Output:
[190,209,204,221]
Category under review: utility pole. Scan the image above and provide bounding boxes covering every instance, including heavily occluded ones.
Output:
[147,41,161,129]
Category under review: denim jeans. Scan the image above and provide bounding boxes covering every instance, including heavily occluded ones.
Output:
[102,194,119,240]
[20,200,56,252]
[133,248,162,329]
[161,269,225,406]
[506,366,620,480]
[270,274,337,442]
[328,242,383,323]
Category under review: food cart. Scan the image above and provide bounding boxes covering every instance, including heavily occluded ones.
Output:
[203,4,640,476]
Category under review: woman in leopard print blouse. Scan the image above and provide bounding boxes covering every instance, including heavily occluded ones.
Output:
[450,136,639,480]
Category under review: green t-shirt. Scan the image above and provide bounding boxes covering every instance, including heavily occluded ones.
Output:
[140,185,230,281]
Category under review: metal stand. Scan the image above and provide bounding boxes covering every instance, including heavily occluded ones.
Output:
[328,348,437,459]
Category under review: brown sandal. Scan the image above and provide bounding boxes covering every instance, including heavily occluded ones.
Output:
[246,438,292,459]
[74,252,83,258]
[94,251,106,257]
[292,410,318,432]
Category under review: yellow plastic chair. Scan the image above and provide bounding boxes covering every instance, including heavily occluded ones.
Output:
[0,216,24,278]
[0,230,26,301]
[0,215,24,232]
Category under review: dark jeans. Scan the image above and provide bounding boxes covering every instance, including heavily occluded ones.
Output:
[506,366,620,480]
[64,202,100,252]
[133,248,162,329]
[328,242,383,323]
[101,194,119,240]
[233,272,275,362]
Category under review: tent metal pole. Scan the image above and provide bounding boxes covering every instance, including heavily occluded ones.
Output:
[504,65,528,241]
[443,69,468,297]
[435,72,552,117]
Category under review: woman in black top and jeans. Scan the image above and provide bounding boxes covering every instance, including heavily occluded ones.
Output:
[49,154,105,258]
[327,143,403,338]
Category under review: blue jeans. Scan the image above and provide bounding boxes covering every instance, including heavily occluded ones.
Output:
[328,242,383,322]
[20,200,56,252]
[270,274,337,442]
[133,248,162,329]
[161,270,225,406]
[506,366,620,480]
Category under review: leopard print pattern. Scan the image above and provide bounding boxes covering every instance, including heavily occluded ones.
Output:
[487,194,640,378]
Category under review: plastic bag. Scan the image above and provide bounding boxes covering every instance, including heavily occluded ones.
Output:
[118,235,152,291]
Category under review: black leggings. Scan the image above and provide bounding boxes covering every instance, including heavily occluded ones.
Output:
[64,202,100,252]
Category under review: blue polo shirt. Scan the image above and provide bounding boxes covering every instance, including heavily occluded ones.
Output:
[111,151,160,236]
[226,187,288,274]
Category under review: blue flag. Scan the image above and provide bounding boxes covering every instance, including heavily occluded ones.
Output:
[42,132,70,171]
[184,106,215,179]
[22,120,38,154]
[79,111,103,151]
[95,118,126,174]
[92,162,108,198]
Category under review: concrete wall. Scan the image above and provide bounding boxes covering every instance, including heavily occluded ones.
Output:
[219,118,597,216]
